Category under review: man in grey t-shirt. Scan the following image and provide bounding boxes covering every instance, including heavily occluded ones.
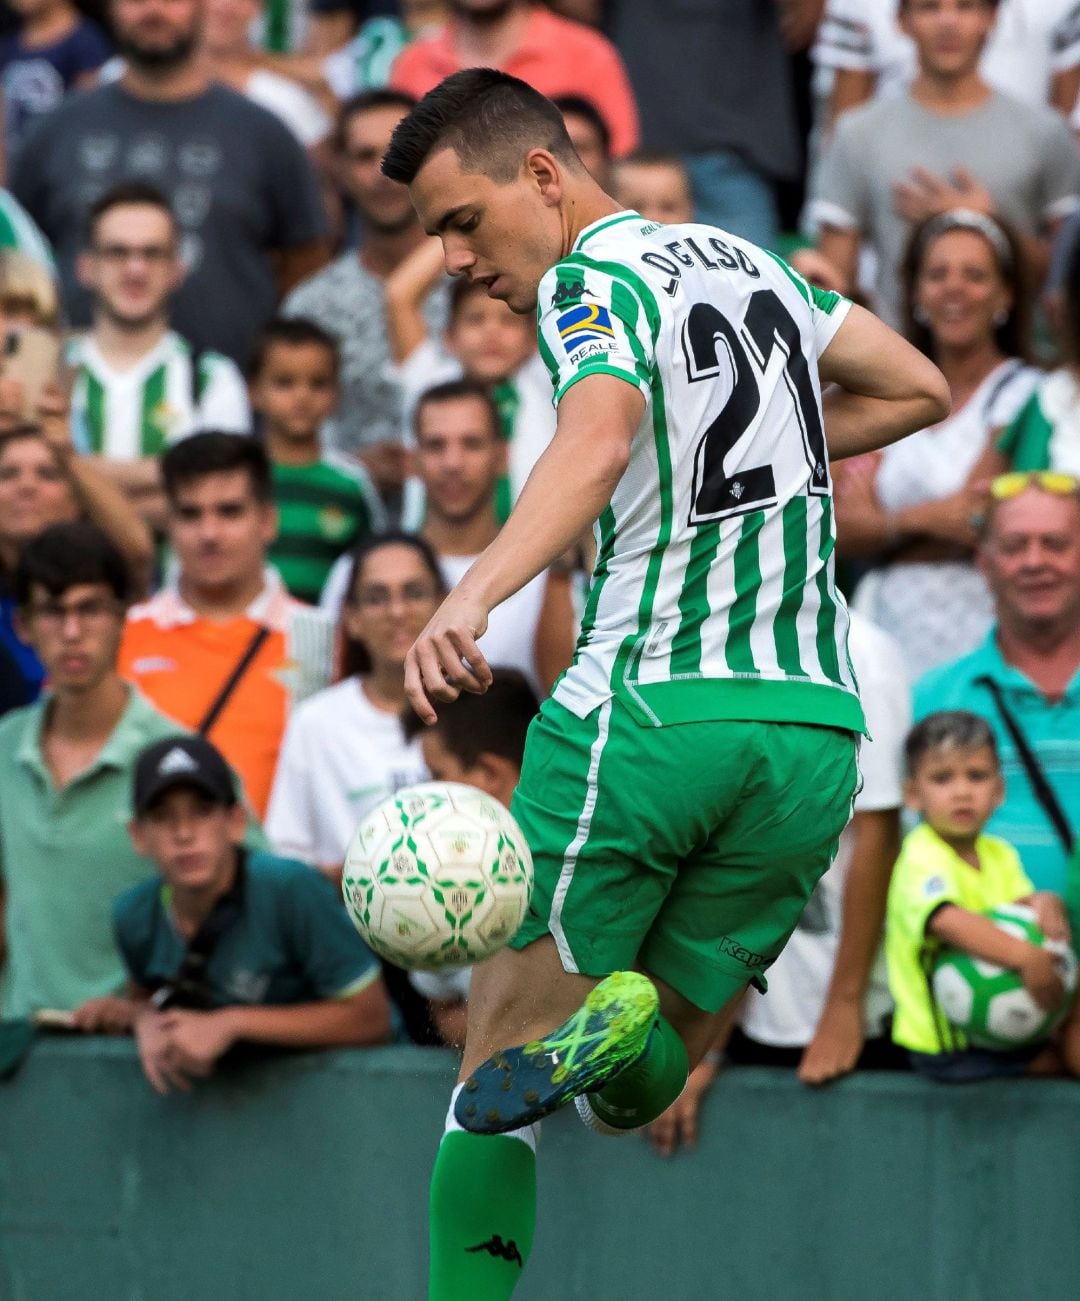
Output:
[810,0,1080,326]
[284,90,447,480]
[11,0,327,366]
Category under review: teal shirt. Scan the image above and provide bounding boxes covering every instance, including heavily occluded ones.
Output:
[914,631,1080,895]
[113,850,379,1007]
[0,689,184,1018]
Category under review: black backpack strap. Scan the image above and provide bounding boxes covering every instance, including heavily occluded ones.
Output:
[196,624,271,737]
[152,851,248,1009]
[974,674,1075,855]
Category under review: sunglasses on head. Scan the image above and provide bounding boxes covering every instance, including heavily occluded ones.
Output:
[990,472,1079,501]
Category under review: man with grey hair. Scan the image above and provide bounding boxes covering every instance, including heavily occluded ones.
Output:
[915,473,1080,896]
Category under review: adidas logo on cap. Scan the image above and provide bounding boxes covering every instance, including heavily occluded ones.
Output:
[158,746,199,776]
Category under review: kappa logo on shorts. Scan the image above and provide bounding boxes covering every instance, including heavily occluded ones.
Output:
[718,936,768,969]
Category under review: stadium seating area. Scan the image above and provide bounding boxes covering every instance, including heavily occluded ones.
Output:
[1,1,1080,1288]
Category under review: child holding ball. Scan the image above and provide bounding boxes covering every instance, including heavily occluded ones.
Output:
[886,710,1079,1081]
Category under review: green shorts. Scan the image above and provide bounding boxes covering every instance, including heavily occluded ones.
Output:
[509,693,859,1013]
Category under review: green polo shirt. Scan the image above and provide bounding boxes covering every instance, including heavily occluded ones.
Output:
[914,631,1080,896]
[0,688,190,1018]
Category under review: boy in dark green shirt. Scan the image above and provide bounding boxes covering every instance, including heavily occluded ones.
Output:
[252,318,384,604]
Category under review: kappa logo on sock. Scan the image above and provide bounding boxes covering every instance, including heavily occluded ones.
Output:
[466,1235,524,1268]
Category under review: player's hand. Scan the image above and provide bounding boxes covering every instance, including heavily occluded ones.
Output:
[134,1008,197,1095]
[71,996,137,1035]
[798,998,863,1085]
[1030,892,1071,945]
[1020,947,1067,1012]
[648,1059,718,1157]
[405,589,493,725]
[158,1008,238,1076]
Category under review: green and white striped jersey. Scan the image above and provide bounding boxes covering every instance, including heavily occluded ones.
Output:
[537,210,865,734]
[68,330,251,460]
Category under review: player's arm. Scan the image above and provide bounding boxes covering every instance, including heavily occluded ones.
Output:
[818,303,951,460]
[405,374,643,723]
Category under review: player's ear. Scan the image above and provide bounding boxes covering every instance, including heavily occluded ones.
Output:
[902,776,922,814]
[525,148,563,208]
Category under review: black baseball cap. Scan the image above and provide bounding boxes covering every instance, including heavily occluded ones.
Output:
[133,736,237,816]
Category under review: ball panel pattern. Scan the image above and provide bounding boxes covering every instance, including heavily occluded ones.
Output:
[342,781,534,971]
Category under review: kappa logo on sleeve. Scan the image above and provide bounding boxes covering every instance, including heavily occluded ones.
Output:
[552,277,586,306]
[556,302,616,350]
[923,874,948,900]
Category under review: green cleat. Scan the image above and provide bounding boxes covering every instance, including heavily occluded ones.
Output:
[454,971,660,1135]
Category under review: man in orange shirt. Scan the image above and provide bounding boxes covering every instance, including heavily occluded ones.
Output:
[119,433,332,817]
[390,0,639,158]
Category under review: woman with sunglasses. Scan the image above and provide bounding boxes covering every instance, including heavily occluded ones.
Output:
[834,210,1038,677]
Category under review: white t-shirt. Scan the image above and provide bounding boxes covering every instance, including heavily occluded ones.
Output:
[875,358,1037,512]
[739,612,910,1048]
[245,68,330,147]
[264,676,428,868]
[320,551,549,691]
[813,0,1080,108]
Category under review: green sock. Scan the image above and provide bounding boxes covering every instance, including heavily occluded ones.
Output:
[590,1014,689,1130]
[429,1130,536,1300]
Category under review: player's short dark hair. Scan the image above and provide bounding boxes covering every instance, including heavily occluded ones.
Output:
[336,87,418,151]
[248,316,340,379]
[551,95,612,161]
[402,667,539,769]
[161,432,272,505]
[86,181,176,245]
[381,69,582,185]
[14,521,130,605]
[904,711,999,776]
[341,531,447,676]
[415,378,502,442]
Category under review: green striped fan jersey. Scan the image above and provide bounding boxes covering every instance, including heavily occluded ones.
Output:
[269,456,385,604]
[67,331,250,459]
[536,210,865,733]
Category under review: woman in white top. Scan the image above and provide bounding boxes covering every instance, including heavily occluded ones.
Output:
[834,209,1039,678]
[266,532,443,876]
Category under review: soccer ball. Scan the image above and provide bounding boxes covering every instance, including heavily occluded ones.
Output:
[931,903,1078,1049]
[341,781,533,971]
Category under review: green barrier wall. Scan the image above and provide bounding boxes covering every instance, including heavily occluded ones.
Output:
[2,1039,1078,1301]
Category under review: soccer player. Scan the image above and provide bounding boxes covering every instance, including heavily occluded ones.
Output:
[381,69,951,1298]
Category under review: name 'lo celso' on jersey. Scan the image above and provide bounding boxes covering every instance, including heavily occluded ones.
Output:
[536,210,865,734]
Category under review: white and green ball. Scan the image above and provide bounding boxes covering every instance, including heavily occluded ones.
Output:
[932,904,1077,1049]
[342,782,533,971]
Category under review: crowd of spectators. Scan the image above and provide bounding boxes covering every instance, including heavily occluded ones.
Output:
[0,0,1079,1133]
